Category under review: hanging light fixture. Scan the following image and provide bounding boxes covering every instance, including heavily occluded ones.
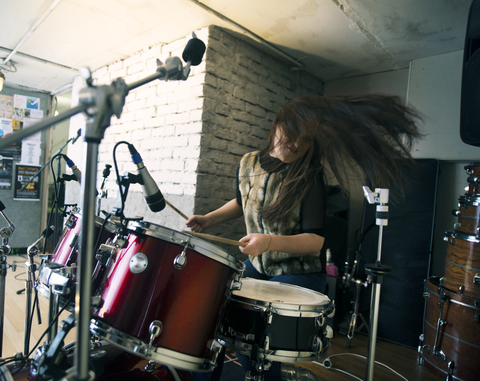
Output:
[0,71,4,92]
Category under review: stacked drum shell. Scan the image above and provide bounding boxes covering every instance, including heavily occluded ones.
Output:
[422,163,480,381]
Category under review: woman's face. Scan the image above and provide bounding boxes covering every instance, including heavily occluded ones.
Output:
[270,127,311,163]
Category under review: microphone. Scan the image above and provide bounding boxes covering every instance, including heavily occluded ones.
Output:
[71,129,81,144]
[182,35,206,66]
[64,155,82,183]
[128,144,166,212]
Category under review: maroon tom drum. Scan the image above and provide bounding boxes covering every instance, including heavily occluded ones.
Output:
[36,211,118,310]
[90,221,244,373]
[422,277,480,381]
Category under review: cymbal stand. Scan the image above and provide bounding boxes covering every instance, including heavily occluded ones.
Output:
[0,200,17,357]
[23,228,54,356]
[346,278,369,348]
[362,187,392,381]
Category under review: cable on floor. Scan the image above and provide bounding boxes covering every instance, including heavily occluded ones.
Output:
[313,352,409,381]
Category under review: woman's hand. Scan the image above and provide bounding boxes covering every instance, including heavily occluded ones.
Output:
[185,215,211,233]
[238,234,272,256]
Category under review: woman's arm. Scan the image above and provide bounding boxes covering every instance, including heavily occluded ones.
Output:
[186,198,243,232]
[238,233,324,256]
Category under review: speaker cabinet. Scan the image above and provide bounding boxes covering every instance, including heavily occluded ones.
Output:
[359,159,439,348]
[460,0,480,146]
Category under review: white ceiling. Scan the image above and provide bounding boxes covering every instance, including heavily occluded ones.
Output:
[0,0,474,94]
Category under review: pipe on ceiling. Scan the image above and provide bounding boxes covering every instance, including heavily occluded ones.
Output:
[186,0,304,69]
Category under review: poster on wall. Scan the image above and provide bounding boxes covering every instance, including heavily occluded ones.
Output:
[14,164,41,200]
[0,95,13,118]
[0,94,43,159]
[0,156,13,189]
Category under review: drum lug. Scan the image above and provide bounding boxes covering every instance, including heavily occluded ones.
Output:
[144,360,157,373]
[207,339,223,353]
[112,234,128,249]
[474,273,480,286]
[91,296,103,308]
[453,222,461,230]
[315,315,326,328]
[266,309,273,326]
[228,279,242,291]
[474,299,480,323]
[264,334,271,351]
[174,237,191,270]
[146,320,163,354]
[451,209,461,217]
[95,244,117,266]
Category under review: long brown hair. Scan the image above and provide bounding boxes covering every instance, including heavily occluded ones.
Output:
[259,94,423,222]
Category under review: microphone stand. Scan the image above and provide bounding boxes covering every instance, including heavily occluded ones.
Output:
[0,35,205,381]
[362,187,392,381]
[0,201,17,357]
[20,135,80,249]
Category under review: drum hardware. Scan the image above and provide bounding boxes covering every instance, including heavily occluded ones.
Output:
[446,361,455,381]
[146,320,163,353]
[96,164,112,217]
[227,278,243,291]
[475,299,480,322]
[23,227,56,357]
[0,200,16,357]
[174,236,191,269]
[91,296,103,308]
[129,252,149,274]
[362,186,392,381]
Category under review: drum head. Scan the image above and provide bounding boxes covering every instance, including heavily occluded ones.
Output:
[233,278,331,316]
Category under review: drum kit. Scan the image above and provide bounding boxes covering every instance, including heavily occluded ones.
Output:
[421,163,480,381]
[0,33,334,380]
[0,206,334,380]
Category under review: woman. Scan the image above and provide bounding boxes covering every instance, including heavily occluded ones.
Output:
[186,94,422,380]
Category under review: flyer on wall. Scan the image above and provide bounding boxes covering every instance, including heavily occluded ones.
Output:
[14,164,41,200]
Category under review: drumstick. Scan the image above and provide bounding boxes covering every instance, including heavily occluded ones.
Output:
[181,230,247,247]
[165,199,189,220]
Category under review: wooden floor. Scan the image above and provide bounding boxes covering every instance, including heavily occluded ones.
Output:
[1,254,442,380]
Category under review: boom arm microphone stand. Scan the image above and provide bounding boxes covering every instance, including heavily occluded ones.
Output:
[0,33,205,381]
[362,186,392,381]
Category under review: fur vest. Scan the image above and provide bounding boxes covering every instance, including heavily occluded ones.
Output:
[238,151,322,276]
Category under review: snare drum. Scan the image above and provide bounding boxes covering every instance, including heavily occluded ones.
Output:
[90,221,245,373]
[444,230,480,299]
[36,211,118,310]
[219,278,334,363]
[422,277,480,381]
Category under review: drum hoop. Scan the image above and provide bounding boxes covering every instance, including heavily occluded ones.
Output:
[232,279,332,316]
[127,220,245,272]
[445,230,480,243]
[70,212,119,233]
[220,336,319,363]
[426,279,478,309]
[90,319,217,373]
